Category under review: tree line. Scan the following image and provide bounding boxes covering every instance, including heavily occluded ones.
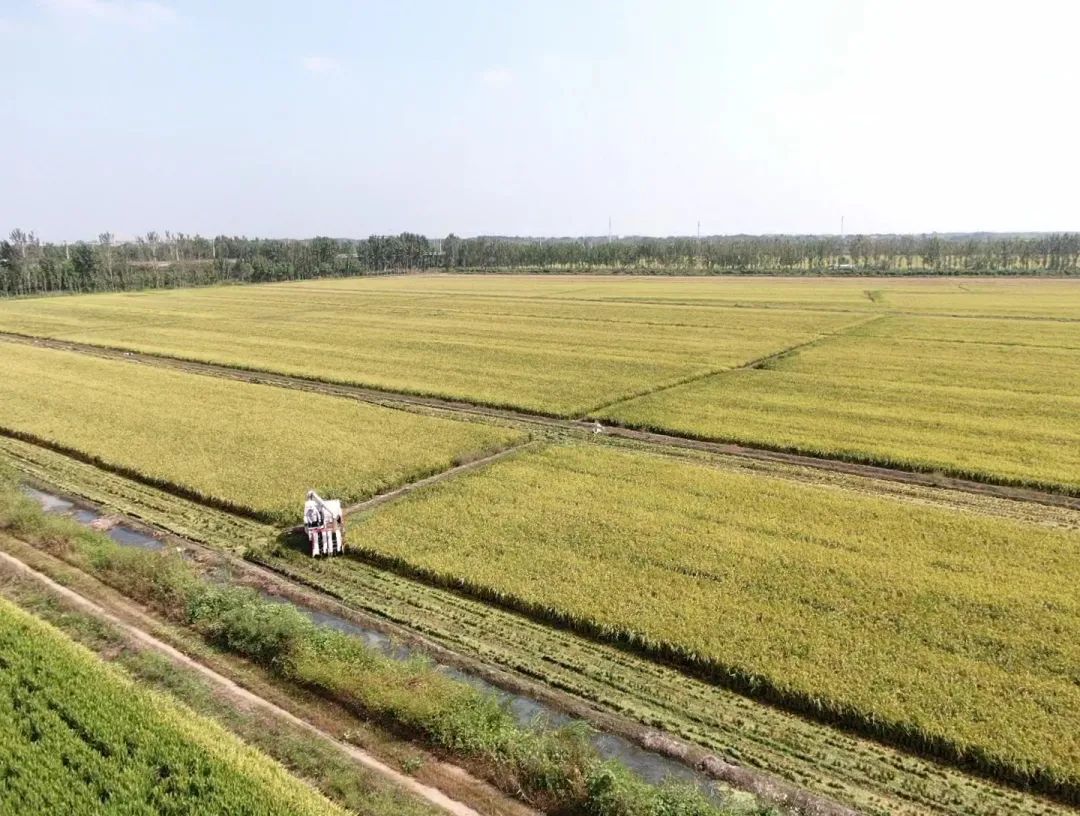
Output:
[2,227,1078,297]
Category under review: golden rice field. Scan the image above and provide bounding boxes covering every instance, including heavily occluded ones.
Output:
[0,275,1078,489]
[0,343,521,523]
[343,273,1080,318]
[0,596,344,815]
[350,442,1080,796]
[601,314,1080,492]
[3,275,1080,811]
[0,278,868,415]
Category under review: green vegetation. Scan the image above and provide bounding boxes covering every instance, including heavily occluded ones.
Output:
[0,474,756,816]
[3,229,1079,298]
[346,442,1080,801]
[0,343,522,523]
[601,314,1080,492]
[0,575,441,816]
[0,595,346,816]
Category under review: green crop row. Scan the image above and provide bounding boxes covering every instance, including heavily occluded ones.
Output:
[0,597,345,816]
[347,442,1080,802]
[0,343,522,524]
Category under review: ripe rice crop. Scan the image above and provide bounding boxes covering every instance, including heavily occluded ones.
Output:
[8,432,1077,816]
[601,314,1080,492]
[350,442,1080,799]
[0,343,522,524]
[1,276,1077,480]
[0,277,863,415]
[0,596,344,815]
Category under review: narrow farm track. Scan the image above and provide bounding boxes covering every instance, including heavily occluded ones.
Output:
[338,440,542,520]
[2,330,1077,511]
[0,547,489,816]
[582,314,887,416]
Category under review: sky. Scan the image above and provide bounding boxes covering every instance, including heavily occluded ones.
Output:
[2,0,1078,240]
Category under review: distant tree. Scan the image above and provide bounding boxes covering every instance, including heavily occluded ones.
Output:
[443,233,462,268]
[70,242,98,291]
[9,228,29,259]
[98,232,114,279]
[0,240,20,294]
[922,235,943,269]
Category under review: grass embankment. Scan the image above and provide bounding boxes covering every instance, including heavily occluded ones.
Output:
[0,596,347,816]
[0,560,452,816]
[0,343,522,524]
[346,442,1080,803]
[0,473,760,816]
[601,315,1080,493]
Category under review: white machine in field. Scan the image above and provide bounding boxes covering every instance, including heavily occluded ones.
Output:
[303,490,344,557]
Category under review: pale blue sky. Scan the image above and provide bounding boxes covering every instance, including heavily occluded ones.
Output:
[3,0,1078,240]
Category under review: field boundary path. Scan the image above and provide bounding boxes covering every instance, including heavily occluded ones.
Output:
[0,546,487,816]
[3,330,1077,511]
[339,440,542,520]
[582,314,887,416]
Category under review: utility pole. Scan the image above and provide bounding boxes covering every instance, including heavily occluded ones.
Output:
[607,215,612,244]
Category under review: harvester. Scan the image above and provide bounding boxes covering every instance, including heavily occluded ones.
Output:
[303,490,344,557]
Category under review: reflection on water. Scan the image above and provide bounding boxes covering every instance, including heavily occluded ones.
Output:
[23,486,164,551]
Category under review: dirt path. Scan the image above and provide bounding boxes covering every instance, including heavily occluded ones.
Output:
[2,330,1077,511]
[583,314,886,416]
[339,440,541,519]
[0,547,485,816]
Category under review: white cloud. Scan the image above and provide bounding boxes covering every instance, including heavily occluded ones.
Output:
[39,0,177,30]
[302,55,341,75]
[479,67,514,89]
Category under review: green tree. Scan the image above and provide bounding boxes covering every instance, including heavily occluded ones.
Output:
[442,233,461,268]
[70,242,99,291]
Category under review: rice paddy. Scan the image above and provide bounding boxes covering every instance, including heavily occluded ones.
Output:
[2,273,1078,814]
[0,278,868,415]
[600,314,1080,492]
[347,442,1080,798]
[1,276,1077,489]
[6,431,1077,816]
[0,342,522,523]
